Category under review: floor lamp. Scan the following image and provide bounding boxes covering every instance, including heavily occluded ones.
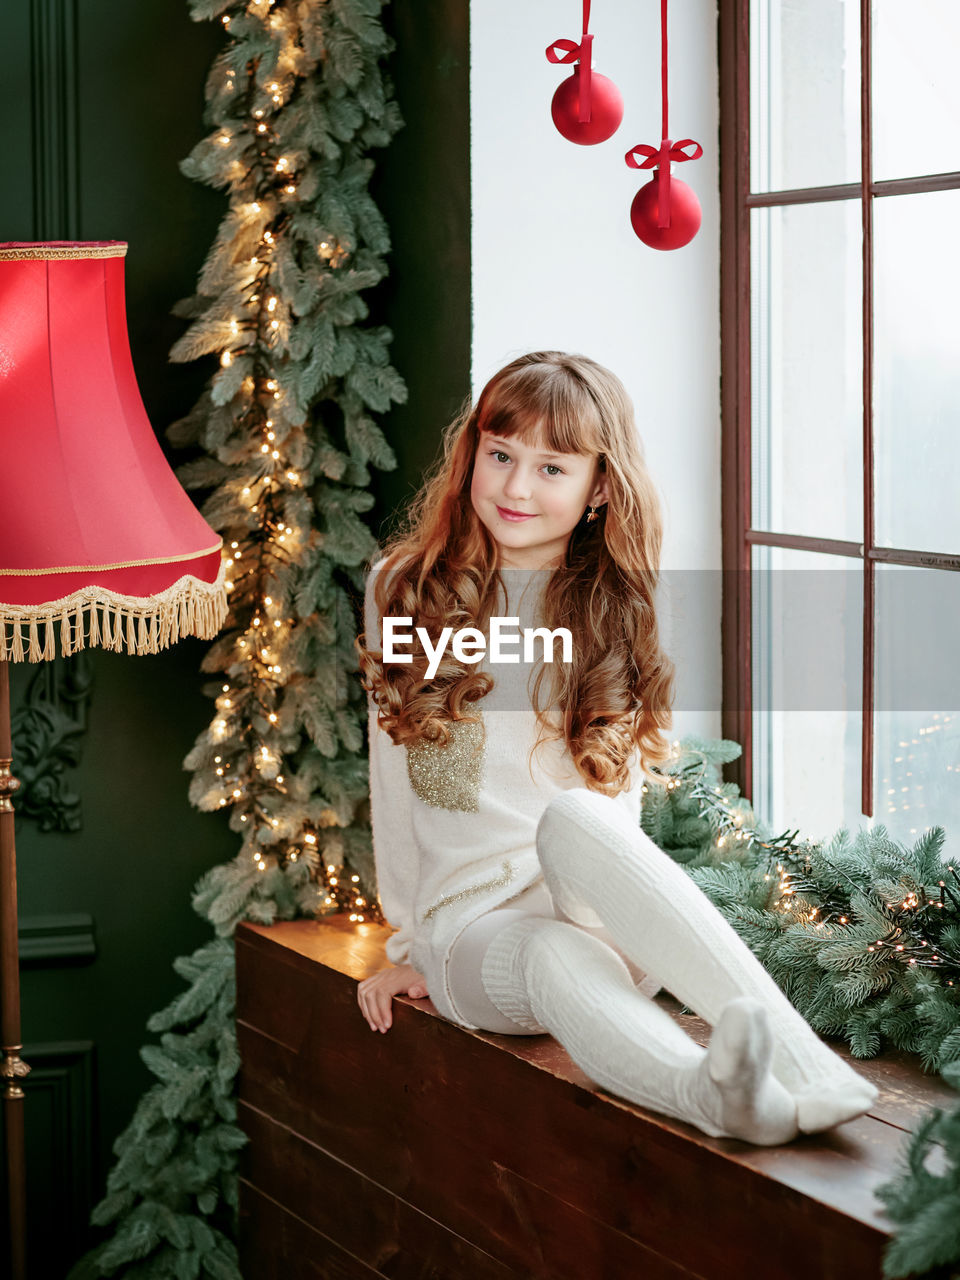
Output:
[0,240,228,1279]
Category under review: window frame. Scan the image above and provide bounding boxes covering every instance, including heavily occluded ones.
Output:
[718,0,960,816]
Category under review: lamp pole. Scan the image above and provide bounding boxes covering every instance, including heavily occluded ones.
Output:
[0,659,28,1280]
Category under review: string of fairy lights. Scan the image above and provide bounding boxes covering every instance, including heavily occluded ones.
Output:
[206,0,369,928]
[642,743,960,990]
[881,711,956,835]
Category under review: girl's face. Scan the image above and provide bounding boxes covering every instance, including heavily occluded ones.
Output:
[470,428,609,570]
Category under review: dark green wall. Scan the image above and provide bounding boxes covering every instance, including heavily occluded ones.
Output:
[371,1,472,540]
[1,0,469,1274]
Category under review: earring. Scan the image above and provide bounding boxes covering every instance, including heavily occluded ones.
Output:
[585,505,599,523]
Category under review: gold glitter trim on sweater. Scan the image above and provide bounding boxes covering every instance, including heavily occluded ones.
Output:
[405,714,486,812]
[421,858,515,921]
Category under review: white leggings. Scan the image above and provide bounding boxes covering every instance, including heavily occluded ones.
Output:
[448,878,662,1034]
[443,789,878,1140]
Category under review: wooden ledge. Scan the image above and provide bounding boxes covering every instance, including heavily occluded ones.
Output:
[235,917,955,1280]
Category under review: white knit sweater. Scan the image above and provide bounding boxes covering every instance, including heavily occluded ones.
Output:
[363,560,644,1030]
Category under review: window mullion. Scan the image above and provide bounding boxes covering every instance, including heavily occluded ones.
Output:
[860,0,875,816]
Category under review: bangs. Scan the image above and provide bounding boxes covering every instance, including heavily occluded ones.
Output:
[477,365,605,457]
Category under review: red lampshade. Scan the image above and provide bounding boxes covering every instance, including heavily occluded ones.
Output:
[0,241,226,662]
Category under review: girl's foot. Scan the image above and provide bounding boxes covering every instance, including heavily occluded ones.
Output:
[695,997,799,1146]
[789,1075,879,1133]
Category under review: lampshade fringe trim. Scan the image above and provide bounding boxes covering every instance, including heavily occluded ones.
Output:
[0,559,228,663]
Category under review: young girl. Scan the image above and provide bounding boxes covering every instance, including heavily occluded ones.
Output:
[356,351,877,1145]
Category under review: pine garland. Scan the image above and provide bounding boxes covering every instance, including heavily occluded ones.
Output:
[67,2,404,1275]
[644,736,960,1279]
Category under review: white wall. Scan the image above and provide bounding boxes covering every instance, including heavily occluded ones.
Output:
[470,0,722,740]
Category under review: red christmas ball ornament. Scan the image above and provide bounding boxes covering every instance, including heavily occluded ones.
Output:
[551,66,624,146]
[629,170,702,250]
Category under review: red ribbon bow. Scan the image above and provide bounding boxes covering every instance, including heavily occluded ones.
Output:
[546,0,594,124]
[625,138,703,227]
[546,34,594,123]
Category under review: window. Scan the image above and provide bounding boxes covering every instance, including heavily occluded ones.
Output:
[720,0,960,843]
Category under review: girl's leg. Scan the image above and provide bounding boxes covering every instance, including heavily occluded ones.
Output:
[471,912,798,1144]
[455,877,663,1006]
[533,789,878,1133]
[448,904,552,1035]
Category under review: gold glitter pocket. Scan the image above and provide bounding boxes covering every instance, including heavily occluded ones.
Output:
[405,715,486,812]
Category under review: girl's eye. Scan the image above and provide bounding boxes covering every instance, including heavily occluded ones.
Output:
[487,449,563,476]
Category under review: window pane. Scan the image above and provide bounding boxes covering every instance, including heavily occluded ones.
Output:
[751,201,862,542]
[751,545,863,842]
[750,0,860,193]
[874,189,960,552]
[873,1,960,182]
[874,564,960,845]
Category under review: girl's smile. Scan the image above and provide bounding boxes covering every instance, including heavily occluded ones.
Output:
[496,505,537,521]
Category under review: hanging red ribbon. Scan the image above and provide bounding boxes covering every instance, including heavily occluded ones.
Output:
[546,0,594,124]
[624,0,701,230]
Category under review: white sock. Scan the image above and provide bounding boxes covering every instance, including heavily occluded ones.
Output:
[701,996,798,1145]
[480,916,798,1145]
[534,789,878,1134]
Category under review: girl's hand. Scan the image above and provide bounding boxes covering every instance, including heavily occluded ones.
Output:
[357,963,429,1033]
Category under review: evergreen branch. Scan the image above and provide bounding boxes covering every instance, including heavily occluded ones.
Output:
[68,2,403,1276]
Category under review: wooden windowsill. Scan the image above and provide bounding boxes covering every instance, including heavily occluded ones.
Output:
[235,915,954,1279]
